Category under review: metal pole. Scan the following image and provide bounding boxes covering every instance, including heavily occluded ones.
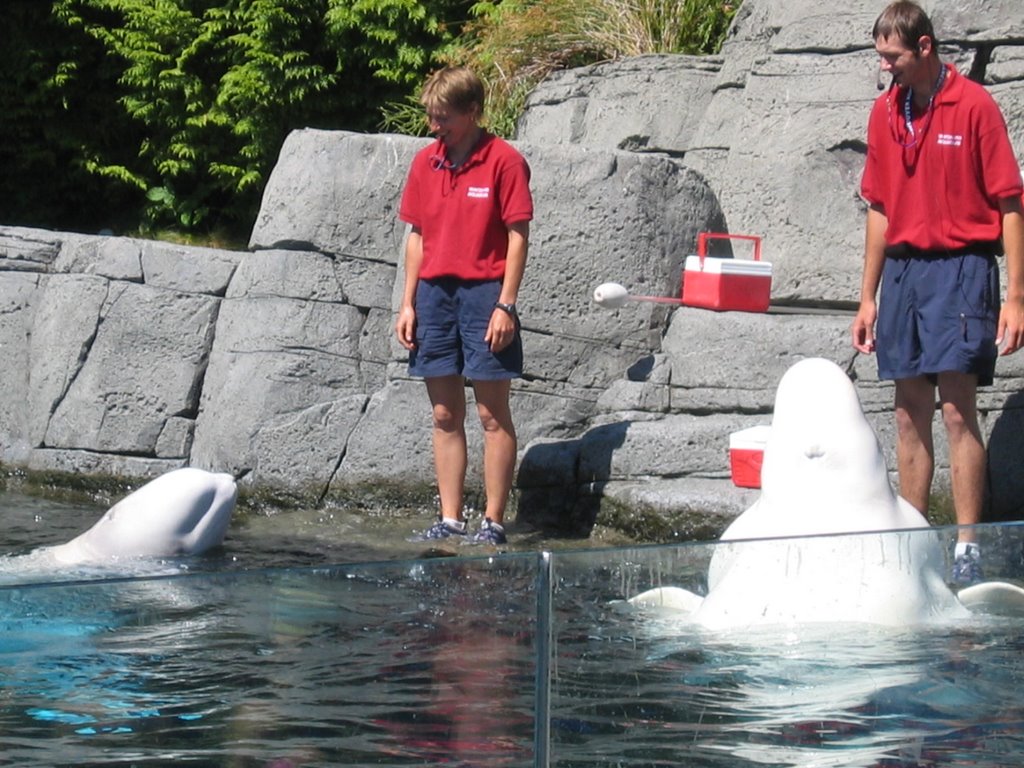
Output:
[534,551,552,768]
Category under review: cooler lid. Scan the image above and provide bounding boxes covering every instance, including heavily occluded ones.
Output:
[685,255,773,276]
[729,424,771,449]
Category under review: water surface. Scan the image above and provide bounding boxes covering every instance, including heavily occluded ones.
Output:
[0,489,633,578]
[3,492,1024,767]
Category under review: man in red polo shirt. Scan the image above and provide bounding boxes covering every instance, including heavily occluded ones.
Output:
[396,66,533,546]
[852,2,1024,583]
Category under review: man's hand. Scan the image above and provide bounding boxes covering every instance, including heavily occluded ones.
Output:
[997,296,1024,356]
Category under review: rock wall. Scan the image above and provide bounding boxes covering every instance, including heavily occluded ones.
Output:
[0,135,730,520]
[519,0,1024,305]
[2,0,1024,534]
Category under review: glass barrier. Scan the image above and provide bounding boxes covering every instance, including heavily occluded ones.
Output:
[548,522,1024,767]
[3,523,1024,767]
[0,553,544,766]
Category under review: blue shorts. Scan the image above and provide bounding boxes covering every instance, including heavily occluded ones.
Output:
[409,278,523,380]
[876,252,999,386]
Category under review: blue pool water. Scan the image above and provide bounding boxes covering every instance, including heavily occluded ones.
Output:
[2,491,1024,766]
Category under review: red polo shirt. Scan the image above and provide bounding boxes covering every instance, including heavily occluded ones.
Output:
[861,64,1023,251]
[399,133,533,281]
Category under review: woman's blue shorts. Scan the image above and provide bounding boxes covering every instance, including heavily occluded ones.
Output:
[409,277,523,380]
[876,252,1000,386]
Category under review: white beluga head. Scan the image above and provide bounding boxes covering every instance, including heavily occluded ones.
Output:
[725,356,927,540]
[46,468,238,565]
[631,358,1024,629]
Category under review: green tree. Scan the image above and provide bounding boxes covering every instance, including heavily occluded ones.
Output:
[47,0,470,238]
[3,0,736,239]
[0,2,141,232]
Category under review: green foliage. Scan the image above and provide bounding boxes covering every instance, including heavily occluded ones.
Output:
[379,92,433,137]
[34,0,469,237]
[0,2,141,231]
[52,0,338,233]
[325,0,469,84]
[3,0,736,238]
[580,0,739,57]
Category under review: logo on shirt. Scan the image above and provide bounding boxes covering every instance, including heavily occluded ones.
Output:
[467,186,491,199]
[936,133,963,147]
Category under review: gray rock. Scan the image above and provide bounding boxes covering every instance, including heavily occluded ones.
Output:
[249,129,421,259]
[139,240,240,294]
[43,281,217,454]
[598,477,760,540]
[27,273,109,447]
[517,55,721,152]
[337,379,435,487]
[0,271,41,461]
[250,395,369,494]
[27,448,184,479]
[0,227,61,273]
[54,234,143,281]
[578,413,764,482]
[190,250,370,487]
[155,416,196,459]
[663,308,856,404]
[929,1,1024,41]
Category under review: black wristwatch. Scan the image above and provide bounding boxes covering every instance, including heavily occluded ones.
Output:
[494,301,518,317]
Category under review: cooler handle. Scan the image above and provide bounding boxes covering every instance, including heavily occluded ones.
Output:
[697,232,762,269]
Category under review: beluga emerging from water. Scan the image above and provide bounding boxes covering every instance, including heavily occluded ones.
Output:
[630,357,1024,628]
[2,467,237,582]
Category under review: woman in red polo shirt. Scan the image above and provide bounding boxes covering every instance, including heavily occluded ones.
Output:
[395,66,534,545]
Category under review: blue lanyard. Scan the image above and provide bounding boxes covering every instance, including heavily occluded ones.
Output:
[902,64,947,145]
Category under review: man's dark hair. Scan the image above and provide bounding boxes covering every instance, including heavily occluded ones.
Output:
[872,1,938,52]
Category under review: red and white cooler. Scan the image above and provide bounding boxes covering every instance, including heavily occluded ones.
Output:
[729,424,771,489]
[682,232,771,313]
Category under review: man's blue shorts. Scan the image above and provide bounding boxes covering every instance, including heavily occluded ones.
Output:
[876,252,1000,386]
[409,277,523,380]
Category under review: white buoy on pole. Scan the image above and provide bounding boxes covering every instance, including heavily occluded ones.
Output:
[592,282,684,309]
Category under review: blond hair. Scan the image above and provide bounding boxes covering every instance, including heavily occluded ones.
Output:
[420,66,485,117]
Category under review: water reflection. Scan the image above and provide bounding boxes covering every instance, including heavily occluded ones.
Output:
[371,563,537,765]
[0,555,541,765]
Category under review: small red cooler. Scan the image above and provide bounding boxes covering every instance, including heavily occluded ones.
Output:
[682,232,771,312]
[729,424,770,488]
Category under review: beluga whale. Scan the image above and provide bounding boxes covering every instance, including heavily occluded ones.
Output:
[630,357,1024,628]
[2,467,238,581]
[0,468,239,731]
[49,467,238,564]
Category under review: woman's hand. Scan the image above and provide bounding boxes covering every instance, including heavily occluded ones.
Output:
[485,307,517,353]
[396,306,417,351]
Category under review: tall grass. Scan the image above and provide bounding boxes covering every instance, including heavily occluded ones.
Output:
[381,0,738,137]
[580,0,738,57]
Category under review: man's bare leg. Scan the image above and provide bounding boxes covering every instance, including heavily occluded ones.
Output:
[937,371,986,544]
[893,375,937,514]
